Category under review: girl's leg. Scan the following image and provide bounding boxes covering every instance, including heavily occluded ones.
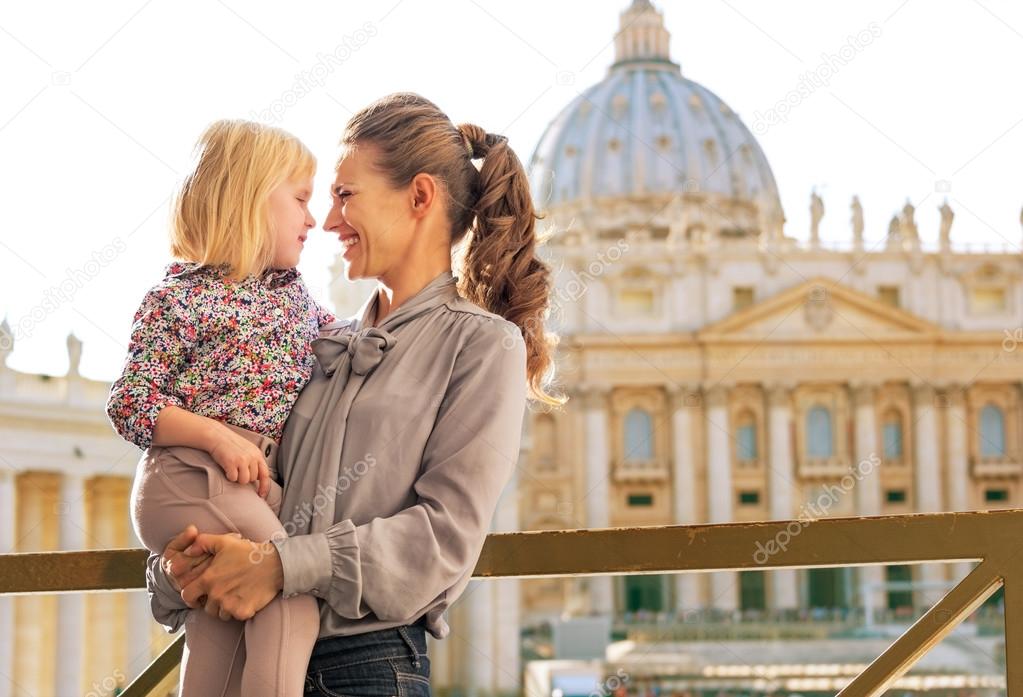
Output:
[132,448,249,696]
[179,611,246,697]
[135,443,319,697]
[200,464,319,697]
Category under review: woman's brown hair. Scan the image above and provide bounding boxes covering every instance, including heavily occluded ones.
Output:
[341,92,565,407]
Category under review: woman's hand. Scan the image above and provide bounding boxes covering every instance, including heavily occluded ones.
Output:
[209,427,272,499]
[179,532,285,621]
[161,525,215,593]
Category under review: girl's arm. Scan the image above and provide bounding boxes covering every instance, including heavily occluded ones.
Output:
[106,286,270,494]
[106,286,196,450]
[153,407,272,497]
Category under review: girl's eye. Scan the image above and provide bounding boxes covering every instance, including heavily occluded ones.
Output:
[338,191,352,200]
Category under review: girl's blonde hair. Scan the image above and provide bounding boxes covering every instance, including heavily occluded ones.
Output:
[171,119,316,280]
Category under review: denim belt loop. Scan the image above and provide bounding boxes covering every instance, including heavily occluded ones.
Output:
[396,625,421,669]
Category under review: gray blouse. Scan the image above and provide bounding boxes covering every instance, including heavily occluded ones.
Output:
[146,269,528,640]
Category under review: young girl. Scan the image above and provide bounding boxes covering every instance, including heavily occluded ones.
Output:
[106,119,331,697]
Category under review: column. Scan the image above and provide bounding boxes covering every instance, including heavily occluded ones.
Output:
[0,469,15,697]
[851,382,886,618]
[944,385,974,583]
[581,385,614,615]
[54,474,86,697]
[912,383,946,606]
[766,383,799,610]
[492,436,523,695]
[463,580,496,697]
[669,383,701,610]
[704,384,738,611]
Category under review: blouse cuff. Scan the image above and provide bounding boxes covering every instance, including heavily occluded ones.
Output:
[271,531,333,599]
[145,552,189,633]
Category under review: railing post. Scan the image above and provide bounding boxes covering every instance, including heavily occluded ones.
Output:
[1004,563,1023,695]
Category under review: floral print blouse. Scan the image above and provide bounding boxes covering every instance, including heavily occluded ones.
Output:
[106,261,335,450]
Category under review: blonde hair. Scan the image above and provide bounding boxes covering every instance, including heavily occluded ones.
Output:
[341,93,566,407]
[171,119,316,281]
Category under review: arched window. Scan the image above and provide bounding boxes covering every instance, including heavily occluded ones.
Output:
[736,410,758,462]
[980,403,1007,458]
[624,408,653,461]
[882,409,904,461]
[807,405,833,458]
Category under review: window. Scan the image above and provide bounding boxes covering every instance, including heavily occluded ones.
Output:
[878,285,901,307]
[806,405,833,458]
[738,490,760,505]
[732,286,755,311]
[739,571,766,611]
[627,493,654,507]
[985,488,1009,503]
[736,411,758,462]
[624,408,654,461]
[979,403,1007,458]
[617,288,655,315]
[970,287,1007,314]
[882,409,904,461]
[886,489,907,504]
[624,574,666,612]
[886,565,913,611]
[808,568,849,610]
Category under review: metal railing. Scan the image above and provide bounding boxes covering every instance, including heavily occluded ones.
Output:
[1,508,1021,696]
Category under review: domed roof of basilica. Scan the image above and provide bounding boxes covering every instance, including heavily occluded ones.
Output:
[528,0,783,220]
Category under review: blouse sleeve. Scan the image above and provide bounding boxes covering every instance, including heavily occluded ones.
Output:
[105,287,197,450]
[271,319,527,622]
[144,551,190,633]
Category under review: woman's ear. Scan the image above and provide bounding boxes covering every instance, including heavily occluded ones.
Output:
[410,172,437,217]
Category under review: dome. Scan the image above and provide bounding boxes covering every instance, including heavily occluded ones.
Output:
[528,1,782,224]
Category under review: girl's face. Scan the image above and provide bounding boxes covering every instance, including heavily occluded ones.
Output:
[324,143,417,282]
[268,177,315,269]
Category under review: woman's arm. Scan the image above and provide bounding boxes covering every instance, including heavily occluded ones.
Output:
[272,319,528,621]
[146,526,214,631]
[176,319,528,623]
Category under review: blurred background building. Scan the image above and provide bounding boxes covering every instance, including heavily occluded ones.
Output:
[2,1,1020,695]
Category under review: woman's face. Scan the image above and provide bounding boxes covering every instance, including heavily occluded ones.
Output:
[269,177,315,269]
[324,143,418,281]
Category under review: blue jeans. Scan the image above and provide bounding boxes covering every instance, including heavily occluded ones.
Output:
[304,620,431,696]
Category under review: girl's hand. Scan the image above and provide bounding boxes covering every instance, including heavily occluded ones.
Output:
[209,427,272,498]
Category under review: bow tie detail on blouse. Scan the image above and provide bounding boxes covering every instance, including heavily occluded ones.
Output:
[311,326,397,377]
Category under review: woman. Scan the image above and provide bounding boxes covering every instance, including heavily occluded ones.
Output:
[146,92,566,696]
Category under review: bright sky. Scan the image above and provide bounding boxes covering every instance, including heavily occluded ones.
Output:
[1,0,1021,381]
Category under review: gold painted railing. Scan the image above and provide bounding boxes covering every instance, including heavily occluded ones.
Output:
[2,508,1021,696]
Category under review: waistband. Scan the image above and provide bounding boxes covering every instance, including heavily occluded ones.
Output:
[307,620,428,672]
[220,421,279,464]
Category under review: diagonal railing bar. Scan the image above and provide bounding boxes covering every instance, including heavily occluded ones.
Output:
[838,558,1004,696]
